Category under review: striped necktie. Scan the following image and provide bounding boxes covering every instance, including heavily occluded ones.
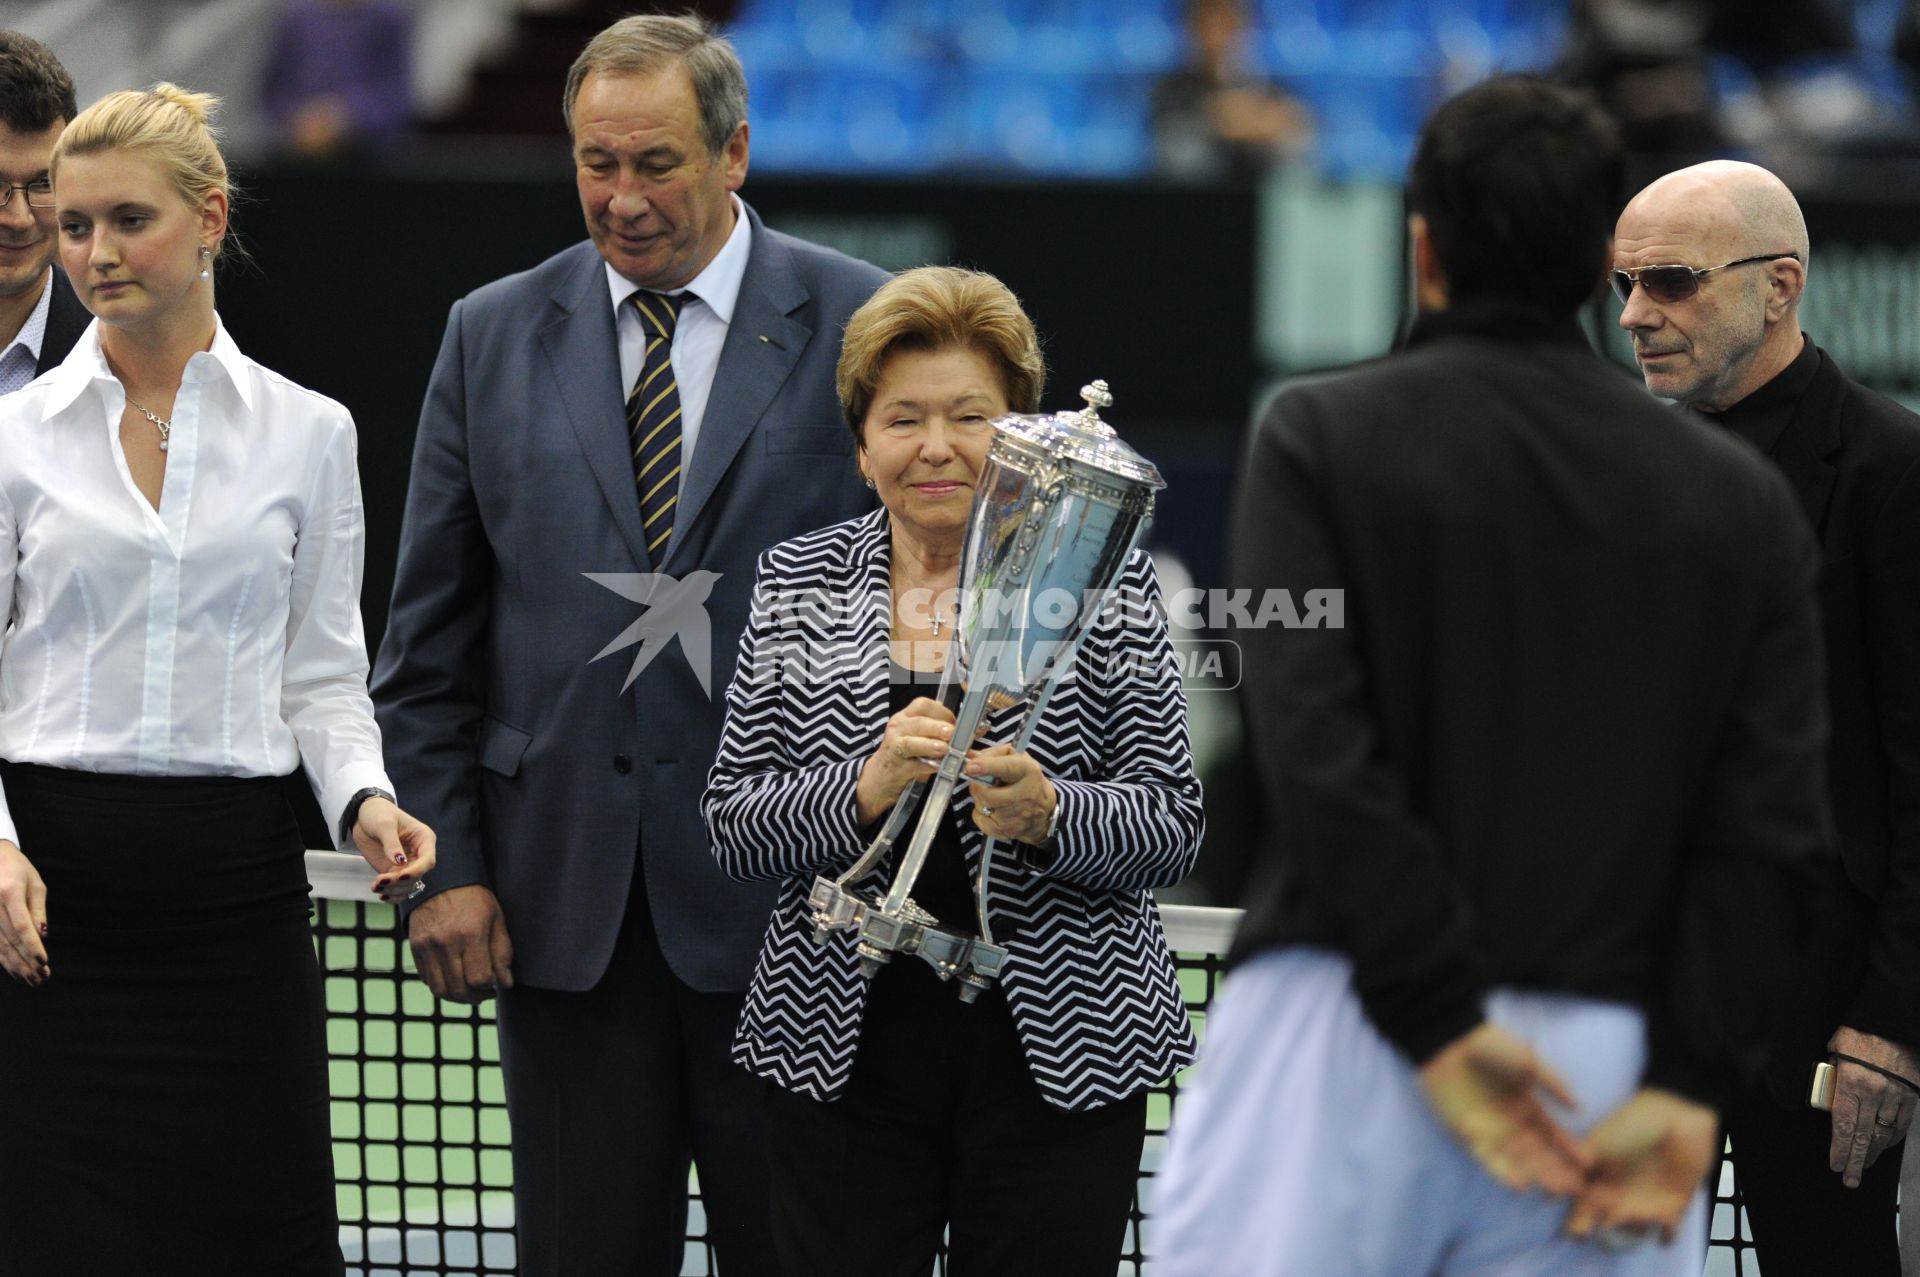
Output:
[627,290,685,560]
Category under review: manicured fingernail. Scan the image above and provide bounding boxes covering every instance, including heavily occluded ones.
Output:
[37,922,47,936]
[392,850,408,865]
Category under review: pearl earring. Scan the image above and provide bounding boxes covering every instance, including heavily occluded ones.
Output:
[198,245,212,281]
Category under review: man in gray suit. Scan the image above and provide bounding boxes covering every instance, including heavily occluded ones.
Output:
[370,15,886,1275]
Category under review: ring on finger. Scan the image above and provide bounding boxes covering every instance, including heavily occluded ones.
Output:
[1876,1115,1898,1128]
[892,742,908,761]
[981,806,995,817]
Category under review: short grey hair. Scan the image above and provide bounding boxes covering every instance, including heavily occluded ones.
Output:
[562,13,748,158]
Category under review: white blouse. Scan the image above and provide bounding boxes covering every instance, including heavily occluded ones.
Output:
[0,316,392,851]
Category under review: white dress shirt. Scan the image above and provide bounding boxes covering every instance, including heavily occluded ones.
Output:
[0,316,392,850]
[605,193,753,515]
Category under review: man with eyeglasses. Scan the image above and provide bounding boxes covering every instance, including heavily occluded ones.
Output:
[0,32,83,396]
[1155,78,1830,1277]
[1617,160,1920,1277]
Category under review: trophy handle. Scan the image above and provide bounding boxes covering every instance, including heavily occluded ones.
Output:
[969,680,1052,950]
[834,674,967,889]
[881,685,994,915]
[833,775,924,888]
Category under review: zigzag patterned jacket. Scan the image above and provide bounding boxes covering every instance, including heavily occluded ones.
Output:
[703,508,1204,1112]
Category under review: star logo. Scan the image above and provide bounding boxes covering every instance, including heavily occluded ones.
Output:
[584,570,723,697]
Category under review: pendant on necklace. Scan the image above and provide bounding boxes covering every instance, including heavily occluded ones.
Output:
[931,616,942,637]
[127,396,173,452]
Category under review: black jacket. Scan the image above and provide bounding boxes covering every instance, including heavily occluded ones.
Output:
[1738,344,1920,1097]
[1226,301,1832,1107]
[34,269,87,377]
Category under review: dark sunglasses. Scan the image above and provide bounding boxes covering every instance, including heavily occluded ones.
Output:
[1610,252,1801,305]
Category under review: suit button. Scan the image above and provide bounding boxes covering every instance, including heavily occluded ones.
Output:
[613,754,632,774]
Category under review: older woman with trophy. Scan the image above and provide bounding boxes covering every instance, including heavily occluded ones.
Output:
[703,266,1203,1275]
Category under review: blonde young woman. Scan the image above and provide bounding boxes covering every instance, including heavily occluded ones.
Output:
[0,86,432,1274]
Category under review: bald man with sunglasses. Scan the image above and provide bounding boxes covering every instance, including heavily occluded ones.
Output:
[1617,161,1920,1277]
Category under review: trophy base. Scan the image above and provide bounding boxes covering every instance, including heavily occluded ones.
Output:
[809,877,1009,998]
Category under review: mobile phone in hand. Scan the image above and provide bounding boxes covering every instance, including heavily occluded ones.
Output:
[1809,1060,1836,1111]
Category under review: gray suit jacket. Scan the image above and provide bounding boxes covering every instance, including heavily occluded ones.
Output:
[371,204,886,992]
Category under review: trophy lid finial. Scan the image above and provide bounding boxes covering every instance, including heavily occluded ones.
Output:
[989,375,1162,490]
[1076,380,1115,436]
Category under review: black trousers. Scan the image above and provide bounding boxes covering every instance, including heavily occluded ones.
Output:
[763,973,1147,1277]
[493,868,779,1277]
[0,762,342,1277]
[1721,1089,1903,1277]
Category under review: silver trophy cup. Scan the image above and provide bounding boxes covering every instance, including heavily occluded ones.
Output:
[807,381,1166,1000]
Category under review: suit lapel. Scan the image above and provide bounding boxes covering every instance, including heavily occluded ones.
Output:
[538,245,654,569]
[855,513,893,736]
[1770,349,1844,539]
[668,207,809,569]
[37,271,90,376]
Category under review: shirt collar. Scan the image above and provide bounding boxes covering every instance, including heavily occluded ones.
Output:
[1,268,55,366]
[40,311,254,421]
[1401,296,1593,353]
[603,193,752,323]
[1700,332,1818,457]
[190,313,256,410]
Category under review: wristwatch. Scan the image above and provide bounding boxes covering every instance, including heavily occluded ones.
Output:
[339,786,396,844]
[1044,791,1062,843]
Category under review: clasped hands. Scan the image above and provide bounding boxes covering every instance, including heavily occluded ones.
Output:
[1418,1022,1718,1247]
[854,696,1056,846]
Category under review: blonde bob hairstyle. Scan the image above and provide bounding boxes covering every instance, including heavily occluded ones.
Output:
[51,82,233,257]
[837,266,1045,442]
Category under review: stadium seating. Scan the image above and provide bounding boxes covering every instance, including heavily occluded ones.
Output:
[728,0,1573,178]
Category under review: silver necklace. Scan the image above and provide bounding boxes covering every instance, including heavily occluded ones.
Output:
[125,396,173,451]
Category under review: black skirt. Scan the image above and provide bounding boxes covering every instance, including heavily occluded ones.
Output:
[0,762,344,1277]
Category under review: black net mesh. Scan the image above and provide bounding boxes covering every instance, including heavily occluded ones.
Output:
[316,900,1764,1276]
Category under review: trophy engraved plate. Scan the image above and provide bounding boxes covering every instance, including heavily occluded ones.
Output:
[809,381,1166,1000]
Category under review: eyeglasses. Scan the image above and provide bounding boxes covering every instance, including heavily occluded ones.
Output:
[1610,253,1800,305]
[0,177,53,209]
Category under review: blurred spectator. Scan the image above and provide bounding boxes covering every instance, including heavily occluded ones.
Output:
[1895,1,1920,79]
[1704,0,1873,155]
[262,0,412,161]
[1151,0,1312,183]
[1556,0,1726,160]
[1560,0,1879,166]
[1704,0,1853,74]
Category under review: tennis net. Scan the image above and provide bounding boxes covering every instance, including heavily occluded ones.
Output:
[306,852,1760,1276]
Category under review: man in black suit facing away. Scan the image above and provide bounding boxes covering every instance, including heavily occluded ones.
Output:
[0,31,86,391]
[1616,160,1920,1277]
[1156,77,1831,1277]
